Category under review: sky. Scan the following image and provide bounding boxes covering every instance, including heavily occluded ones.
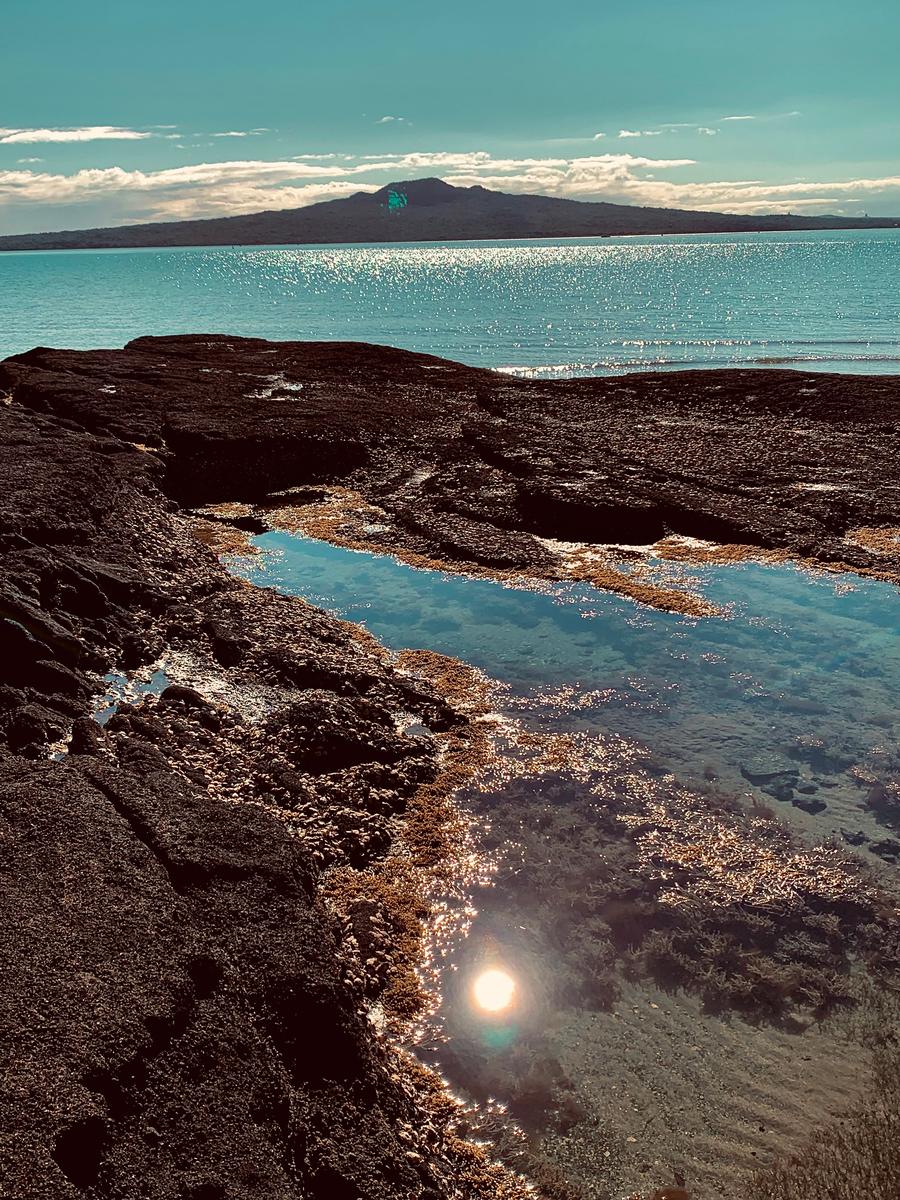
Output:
[1,0,898,234]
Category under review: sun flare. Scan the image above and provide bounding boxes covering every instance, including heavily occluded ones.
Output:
[472,968,516,1013]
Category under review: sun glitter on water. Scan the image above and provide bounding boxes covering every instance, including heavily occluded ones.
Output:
[472,968,516,1013]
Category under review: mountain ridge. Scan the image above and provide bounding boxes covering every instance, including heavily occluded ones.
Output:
[2,176,898,251]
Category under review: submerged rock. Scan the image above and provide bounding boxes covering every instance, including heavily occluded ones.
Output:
[739,755,800,786]
[870,838,900,862]
[791,793,827,815]
[866,781,900,829]
[740,755,801,802]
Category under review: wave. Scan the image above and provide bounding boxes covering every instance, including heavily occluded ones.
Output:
[747,354,900,365]
[495,352,900,378]
[608,338,900,349]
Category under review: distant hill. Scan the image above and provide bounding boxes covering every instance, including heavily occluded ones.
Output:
[2,177,898,251]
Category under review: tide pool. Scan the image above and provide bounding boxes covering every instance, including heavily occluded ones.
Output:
[228,531,900,1196]
[233,532,900,845]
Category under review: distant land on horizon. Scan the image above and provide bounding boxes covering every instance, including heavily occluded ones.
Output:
[3,177,899,252]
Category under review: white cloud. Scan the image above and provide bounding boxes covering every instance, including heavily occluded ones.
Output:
[618,129,661,138]
[0,126,153,144]
[17,156,44,164]
[697,127,718,136]
[376,115,408,124]
[719,114,755,122]
[592,132,606,140]
[211,130,268,138]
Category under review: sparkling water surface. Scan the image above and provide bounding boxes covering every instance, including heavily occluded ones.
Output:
[2,228,899,375]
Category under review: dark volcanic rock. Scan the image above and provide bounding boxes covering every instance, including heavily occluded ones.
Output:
[0,339,526,1198]
[3,335,900,578]
[0,751,438,1199]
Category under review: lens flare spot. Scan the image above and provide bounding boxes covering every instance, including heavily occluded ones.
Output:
[472,968,516,1013]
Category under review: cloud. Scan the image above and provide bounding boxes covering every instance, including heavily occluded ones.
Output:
[0,152,689,225]
[719,114,755,122]
[17,156,44,164]
[592,133,606,140]
[0,160,380,224]
[618,129,661,138]
[0,124,275,146]
[644,122,718,136]
[376,115,409,124]
[2,149,899,230]
[0,126,153,144]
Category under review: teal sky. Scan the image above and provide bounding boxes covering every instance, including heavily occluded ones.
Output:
[1,0,898,233]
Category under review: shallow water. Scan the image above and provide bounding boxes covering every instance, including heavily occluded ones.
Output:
[93,667,170,726]
[236,533,900,842]
[230,534,900,1194]
[2,229,899,376]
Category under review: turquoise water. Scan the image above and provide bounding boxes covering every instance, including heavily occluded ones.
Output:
[2,228,899,375]
[236,532,900,838]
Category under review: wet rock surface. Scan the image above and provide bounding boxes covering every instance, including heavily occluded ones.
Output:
[2,335,900,1198]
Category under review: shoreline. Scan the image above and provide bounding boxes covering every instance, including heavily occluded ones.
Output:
[4,223,900,256]
[4,210,899,256]
[2,336,900,1198]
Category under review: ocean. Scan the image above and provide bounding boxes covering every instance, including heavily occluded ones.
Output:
[1,227,899,376]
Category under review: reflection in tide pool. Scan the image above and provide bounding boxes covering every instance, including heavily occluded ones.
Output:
[92,666,170,726]
[473,968,518,1014]
[230,533,900,1196]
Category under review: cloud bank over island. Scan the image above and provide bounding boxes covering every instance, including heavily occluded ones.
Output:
[1,138,897,233]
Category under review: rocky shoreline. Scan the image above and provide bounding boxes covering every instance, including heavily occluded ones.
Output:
[2,336,900,1198]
